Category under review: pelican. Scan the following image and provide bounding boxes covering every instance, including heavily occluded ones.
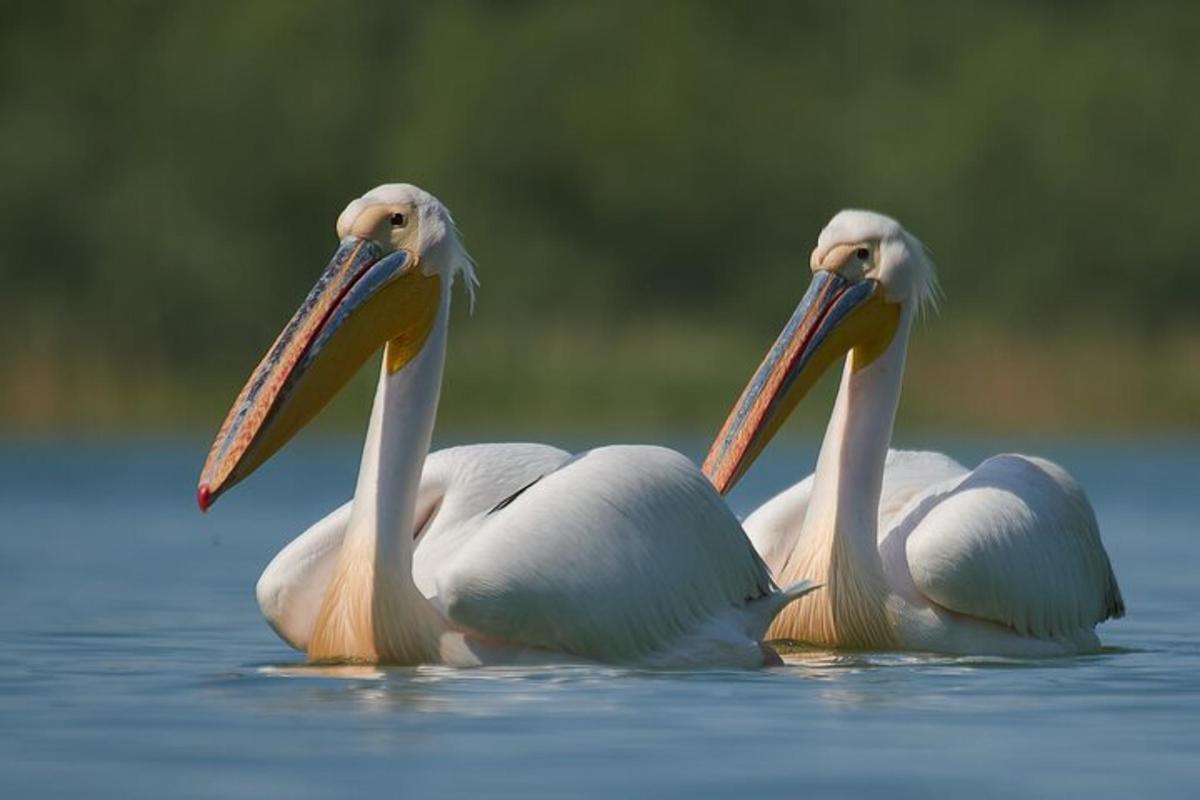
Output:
[198,183,814,668]
[702,210,1123,655]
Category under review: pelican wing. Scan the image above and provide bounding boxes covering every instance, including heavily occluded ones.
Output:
[410,443,572,596]
[877,450,971,524]
[435,445,791,666]
[742,475,814,574]
[257,443,570,650]
[901,454,1124,639]
[257,500,352,650]
[745,449,968,574]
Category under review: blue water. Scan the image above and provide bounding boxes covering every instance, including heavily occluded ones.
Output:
[1,438,1197,798]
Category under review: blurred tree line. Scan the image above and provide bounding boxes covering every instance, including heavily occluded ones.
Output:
[1,1,1196,434]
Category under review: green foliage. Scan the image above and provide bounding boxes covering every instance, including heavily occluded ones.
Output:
[1,1,1196,432]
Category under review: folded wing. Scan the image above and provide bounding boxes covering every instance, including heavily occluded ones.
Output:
[436,445,795,666]
[903,454,1124,640]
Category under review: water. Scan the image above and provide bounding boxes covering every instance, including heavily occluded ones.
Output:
[1,437,1197,798]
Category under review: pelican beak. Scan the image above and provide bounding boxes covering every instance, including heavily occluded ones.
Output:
[197,237,442,511]
[702,270,901,494]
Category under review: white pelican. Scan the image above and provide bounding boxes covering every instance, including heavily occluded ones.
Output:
[198,183,814,668]
[702,210,1123,655]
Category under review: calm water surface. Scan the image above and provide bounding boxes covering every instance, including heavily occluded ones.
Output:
[1,438,1197,798]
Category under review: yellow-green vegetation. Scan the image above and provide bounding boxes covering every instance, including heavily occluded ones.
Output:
[2,2,1197,435]
[4,313,1195,437]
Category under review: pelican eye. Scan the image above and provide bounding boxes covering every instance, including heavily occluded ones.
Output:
[855,247,870,261]
[390,212,407,227]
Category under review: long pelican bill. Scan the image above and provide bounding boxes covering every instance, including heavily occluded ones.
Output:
[197,238,441,511]
[702,270,900,495]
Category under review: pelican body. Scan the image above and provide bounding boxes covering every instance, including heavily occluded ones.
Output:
[703,211,1123,655]
[199,183,813,668]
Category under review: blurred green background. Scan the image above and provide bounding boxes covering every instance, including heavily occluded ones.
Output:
[2,1,1197,440]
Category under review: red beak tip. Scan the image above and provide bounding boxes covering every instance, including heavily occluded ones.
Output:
[197,484,212,513]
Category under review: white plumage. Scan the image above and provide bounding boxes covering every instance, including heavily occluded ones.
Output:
[706,210,1123,655]
[261,441,810,667]
[903,453,1122,641]
[435,445,800,666]
[222,184,814,668]
[257,442,571,652]
[747,449,1123,654]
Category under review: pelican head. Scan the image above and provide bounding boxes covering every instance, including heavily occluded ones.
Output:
[703,210,936,493]
[197,183,475,511]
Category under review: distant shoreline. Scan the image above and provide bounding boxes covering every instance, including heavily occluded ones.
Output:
[4,320,1196,436]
